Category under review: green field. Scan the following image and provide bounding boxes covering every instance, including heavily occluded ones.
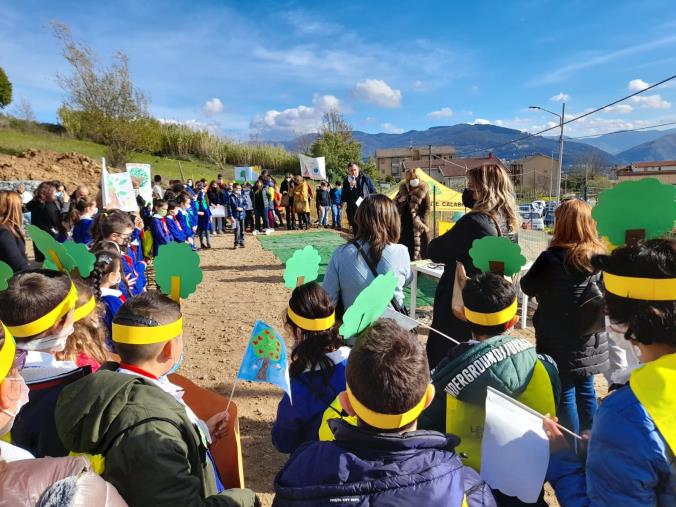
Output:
[0,127,230,181]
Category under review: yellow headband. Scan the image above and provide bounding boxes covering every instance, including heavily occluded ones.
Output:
[0,323,16,383]
[604,272,676,301]
[7,283,78,338]
[73,296,97,322]
[346,384,431,430]
[287,307,335,332]
[464,298,518,327]
[112,317,183,345]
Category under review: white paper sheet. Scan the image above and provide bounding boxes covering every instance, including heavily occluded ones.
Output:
[355,196,364,207]
[382,307,419,331]
[480,386,550,503]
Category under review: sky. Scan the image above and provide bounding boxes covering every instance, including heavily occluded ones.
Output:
[2,0,676,142]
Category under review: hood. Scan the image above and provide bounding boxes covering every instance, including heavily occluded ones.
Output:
[55,363,185,454]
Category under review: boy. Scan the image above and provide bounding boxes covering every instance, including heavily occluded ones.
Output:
[229,183,246,249]
[419,273,560,506]
[149,199,172,257]
[166,200,187,243]
[274,319,485,506]
[329,180,342,230]
[55,291,257,506]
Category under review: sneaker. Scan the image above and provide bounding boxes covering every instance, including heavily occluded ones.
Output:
[252,230,258,236]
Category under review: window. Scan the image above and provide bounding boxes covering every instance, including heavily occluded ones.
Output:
[391,158,402,177]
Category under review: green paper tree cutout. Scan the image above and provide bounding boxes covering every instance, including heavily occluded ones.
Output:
[283,246,321,288]
[155,242,203,302]
[0,261,13,291]
[252,326,283,380]
[44,241,96,278]
[339,272,398,338]
[592,179,676,246]
[28,225,76,273]
[469,236,527,276]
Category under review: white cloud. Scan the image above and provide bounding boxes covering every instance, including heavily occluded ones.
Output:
[364,116,377,124]
[281,9,341,35]
[353,79,402,108]
[473,118,491,125]
[427,107,454,119]
[412,80,425,90]
[382,122,404,134]
[549,92,569,102]
[628,78,651,91]
[249,94,341,140]
[630,94,671,109]
[202,97,224,116]
[604,104,634,113]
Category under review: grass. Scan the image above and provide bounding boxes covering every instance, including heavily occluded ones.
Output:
[0,127,230,181]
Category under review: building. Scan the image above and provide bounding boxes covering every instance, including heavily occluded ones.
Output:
[375,146,456,179]
[432,154,508,189]
[616,160,676,185]
[508,154,557,194]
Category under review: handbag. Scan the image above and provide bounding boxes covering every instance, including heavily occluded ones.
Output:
[280,193,290,207]
[355,242,409,315]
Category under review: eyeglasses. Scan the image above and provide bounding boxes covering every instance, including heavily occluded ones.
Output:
[114,232,132,240]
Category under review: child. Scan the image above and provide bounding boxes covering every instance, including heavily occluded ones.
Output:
[178,192,197,250]
[195,183,212,249]
[150,199,173,256]
[546,239,676,506]
[330,180,342,230]
[55,291,258,506]
[166,200,187,243]
[0,269,89,457]
[229,183,247,249]
[272,282,349,454]
[316,181,330,229]
[55,277,109,372]
[88,248,125,350]
[71,196,97,245]
[274,319,482,505]
[242,183,254,232]
[273,184,284,228]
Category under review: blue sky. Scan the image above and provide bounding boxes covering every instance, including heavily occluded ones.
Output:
[2,0,676,141]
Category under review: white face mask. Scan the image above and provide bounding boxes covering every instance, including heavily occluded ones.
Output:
[409,178,420,187]
[0,376,30,435]
[92,207,99,216]
[19,324,75,353]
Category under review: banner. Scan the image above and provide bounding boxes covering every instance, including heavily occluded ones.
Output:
[125,163,153,204]
[234,166,259,182]
[299,154,327,181]
[101,158,137,212]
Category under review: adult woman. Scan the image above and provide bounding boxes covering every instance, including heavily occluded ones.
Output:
[395,167,431,261]
[292,175,309,230]
[323,194,411,312]
[207,180,225,234]
[426,164,518,369]
[253,180,270,232]
[0,190,29,272]
[521,200,608,436]
[26,181,61,262]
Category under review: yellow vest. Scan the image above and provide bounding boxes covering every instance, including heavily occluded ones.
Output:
[630,352,676,454]
[445,360,556,471]
[317,395,358,441]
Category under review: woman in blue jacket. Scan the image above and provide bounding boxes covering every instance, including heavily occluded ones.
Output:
[545,239,676,506]
[272,282,350,454]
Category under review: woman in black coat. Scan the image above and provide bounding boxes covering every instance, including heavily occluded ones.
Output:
[0,190,29,272]
[426,164,519,369]
[520,199,608,437]
[25,181,61,262]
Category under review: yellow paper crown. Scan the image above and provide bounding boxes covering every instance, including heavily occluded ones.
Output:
[464,298,518,327]
[0,323,17,383]
[7,283,77,338]
[346,384,431,430]
[287,306,335,332]
[73,296,97,322]
[112,317,183,345]
[604,272,676,301]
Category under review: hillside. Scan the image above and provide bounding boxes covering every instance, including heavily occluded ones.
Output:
[575,127,676,155]
[616,131,676,162]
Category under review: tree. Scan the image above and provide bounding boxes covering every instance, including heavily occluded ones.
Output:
[0,67,12,109]
[310,109,362,182]
[252,327,282,380]
[13,98,35,122]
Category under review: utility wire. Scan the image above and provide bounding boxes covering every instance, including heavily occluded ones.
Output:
[569,120,676,140]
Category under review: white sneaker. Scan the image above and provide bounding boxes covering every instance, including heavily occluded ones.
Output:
[252,230,258,236]
[264,228,273,235]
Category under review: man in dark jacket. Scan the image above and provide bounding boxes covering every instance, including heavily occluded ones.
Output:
[274,319,490,506]
[280,173,295,230]
[340,163,376,235]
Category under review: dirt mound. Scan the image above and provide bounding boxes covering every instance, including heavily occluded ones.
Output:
[0,149,105,191]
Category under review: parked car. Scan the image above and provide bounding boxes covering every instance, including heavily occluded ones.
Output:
[520,211,545,231]
[544,210,555,227]
[531,200,546,215]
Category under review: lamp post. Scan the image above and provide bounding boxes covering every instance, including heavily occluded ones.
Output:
[529,103,565,204]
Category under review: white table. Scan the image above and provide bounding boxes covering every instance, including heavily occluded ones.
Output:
[409,260,534,329]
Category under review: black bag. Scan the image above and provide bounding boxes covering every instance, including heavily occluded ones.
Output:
[355,241,409,316]
[569,273,605,337]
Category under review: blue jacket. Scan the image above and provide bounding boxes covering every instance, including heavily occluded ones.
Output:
[272,348,349,454]
[119,252,146,297]
[229,193,247,221]
[149,216,172,257]
[329,187,342,206]
[547,385,676,506]
[177,209,193,238]
[72,217,94,245]
[273,419,468,506]
[196,192,212,231]
[166,214,186,242]
[101,289,124,350]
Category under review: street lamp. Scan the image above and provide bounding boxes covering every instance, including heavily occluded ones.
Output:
[529,103,565,204]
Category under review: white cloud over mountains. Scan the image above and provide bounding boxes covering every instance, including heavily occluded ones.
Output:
[629,94,671,109]
[353,79,402,108]
[249,94,340,140]
[427,107,454,119]
[382,122,404,134]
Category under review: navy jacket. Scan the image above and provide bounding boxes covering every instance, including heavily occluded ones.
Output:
[149,215,172,257]
[273,419,468,506]
[166,214,186,242]
[340,174,376,208]
[72,217,94,245]
[229,193,247,221]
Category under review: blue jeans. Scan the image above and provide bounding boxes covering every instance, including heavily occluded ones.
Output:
[331,204,342,229]
[320,206,330,226]
[558,374,597,442]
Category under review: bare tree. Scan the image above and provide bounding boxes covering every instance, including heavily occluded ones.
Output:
[13,98,35,122]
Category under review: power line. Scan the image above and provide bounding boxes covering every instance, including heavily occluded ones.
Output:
[568,120,676,140]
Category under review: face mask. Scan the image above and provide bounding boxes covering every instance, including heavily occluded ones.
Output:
[159,209,168,217]
[462,188,477,209]
[409,178,420,187]
[286,177,291,181]
[0,377,30,435]
[166,352,184,376]
[56,192,63,198]
[19,324,75,352]
[348,175,355,182]
[234,190,241,196]
[92,207,99,216]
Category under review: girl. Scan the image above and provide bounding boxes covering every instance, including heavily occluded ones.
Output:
[0,190,29,272]
[177,192,196,249]
[150,199,172,256]
[521,199,608,437]
[71,196,97,245]
[195,183,212,249]
[55,277,109,371]
[87,248,124,350]
[271,282,350,454]
[166,200,187,243]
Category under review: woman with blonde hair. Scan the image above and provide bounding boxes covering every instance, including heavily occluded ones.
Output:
[426,163,519,368]
[395,167,431,261]
[521,199,608,438]
[0,190,29,272]
[292,175,310,230]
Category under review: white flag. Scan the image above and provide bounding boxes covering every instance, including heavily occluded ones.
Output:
[480,386,550,503]
[299,154,327,180]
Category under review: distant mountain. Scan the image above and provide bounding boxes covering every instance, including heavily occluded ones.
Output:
[615,132,676,162]
[282,124,616,167]
[574,128,676,155]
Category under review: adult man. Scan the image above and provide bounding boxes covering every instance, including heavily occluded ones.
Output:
[280,173,295,230]
[341,162,376,235]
